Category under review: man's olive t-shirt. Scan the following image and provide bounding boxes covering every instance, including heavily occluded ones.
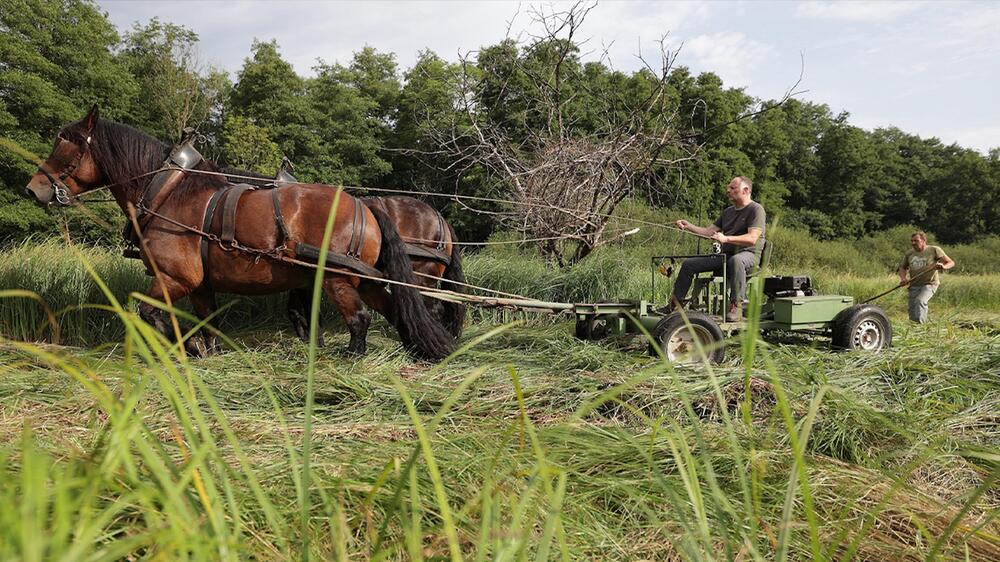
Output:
[900,245,947,285]
[714,201,766,255]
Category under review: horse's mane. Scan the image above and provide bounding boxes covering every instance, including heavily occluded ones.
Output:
[64,117,228,201]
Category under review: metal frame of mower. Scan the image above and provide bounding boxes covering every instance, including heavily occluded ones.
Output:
[573,242,893,365]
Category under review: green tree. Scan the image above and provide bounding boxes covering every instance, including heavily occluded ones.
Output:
[807,120,877,239]
[865,127,929,230]
[921,148,994,243]
[229,40,326,181]
[0,0,135,241]
[119,18,228,143]
[309,48,399,185]
[220,115,282,173]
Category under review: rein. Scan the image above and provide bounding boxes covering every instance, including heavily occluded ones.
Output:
[128,201,520,299]
[181,167,711,243]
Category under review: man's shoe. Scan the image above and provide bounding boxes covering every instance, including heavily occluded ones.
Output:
[725,302,742,322]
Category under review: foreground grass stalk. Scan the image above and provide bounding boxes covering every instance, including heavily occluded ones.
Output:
[391,376,463,562]
[301,189,342,559]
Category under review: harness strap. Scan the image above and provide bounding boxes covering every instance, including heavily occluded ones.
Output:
[347,198,366,258]
[403,243,451,266]
[355,199,368,257]
[435,212,447,251]
[271,187,291,243]
[368,196,390,215]
[221,184,255,244]
[363,196,450,265]
[200,186,234,287]
[294,242,383,279]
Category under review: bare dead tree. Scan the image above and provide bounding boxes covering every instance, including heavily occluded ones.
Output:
[404,1,698,266]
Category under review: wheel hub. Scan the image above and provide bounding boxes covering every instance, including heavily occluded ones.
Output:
[666,325,713,364]
[853,320,883,350]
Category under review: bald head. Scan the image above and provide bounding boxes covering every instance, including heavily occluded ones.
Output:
[726,176,753,206]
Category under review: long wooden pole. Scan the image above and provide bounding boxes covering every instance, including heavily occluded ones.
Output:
[861,264,939,304]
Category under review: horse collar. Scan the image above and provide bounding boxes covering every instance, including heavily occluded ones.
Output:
[138,140,205,212]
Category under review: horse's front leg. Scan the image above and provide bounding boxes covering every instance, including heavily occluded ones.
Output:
[137,275,197,355]
[189,287,221,356]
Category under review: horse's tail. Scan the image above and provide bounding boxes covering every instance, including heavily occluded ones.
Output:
[439,223,467,338]
[370,206,455,361]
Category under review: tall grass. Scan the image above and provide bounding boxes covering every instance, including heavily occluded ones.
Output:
[3,233,999,344]
[0,239,301,344]
[2,238,999,558]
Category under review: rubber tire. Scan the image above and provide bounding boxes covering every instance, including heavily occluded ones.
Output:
[831,305,892,351]
[649,311,726,365]
[574,315,608,340]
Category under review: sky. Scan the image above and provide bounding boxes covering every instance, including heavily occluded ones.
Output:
[98,0,999,153]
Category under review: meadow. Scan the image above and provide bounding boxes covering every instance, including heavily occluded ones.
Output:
[1,223,998,560]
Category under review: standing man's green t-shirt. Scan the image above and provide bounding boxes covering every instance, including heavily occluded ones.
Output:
[900,246,947,285]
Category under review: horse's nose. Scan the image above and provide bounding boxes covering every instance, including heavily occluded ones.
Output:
[22,187,32,197]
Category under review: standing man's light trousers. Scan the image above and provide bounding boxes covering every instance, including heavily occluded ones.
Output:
[671,251,758,305]
[907,284,938,323]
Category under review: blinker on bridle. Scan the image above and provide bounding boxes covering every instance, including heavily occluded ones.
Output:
[37,133,91,206]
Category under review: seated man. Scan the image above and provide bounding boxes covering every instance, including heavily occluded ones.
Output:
[670,176,765,321]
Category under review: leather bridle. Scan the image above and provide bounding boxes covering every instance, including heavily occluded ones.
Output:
[35,133,91,206]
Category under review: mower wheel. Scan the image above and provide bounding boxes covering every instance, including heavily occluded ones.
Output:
[831,305,892,352]
[649,311,726,365]
[574,315,608,340]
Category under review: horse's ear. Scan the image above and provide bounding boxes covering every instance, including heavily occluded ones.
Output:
[83,104,99,132]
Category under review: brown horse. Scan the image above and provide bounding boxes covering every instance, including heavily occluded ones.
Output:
[290,197,466,342]
[24,107,455,360]
[223,169,467,343]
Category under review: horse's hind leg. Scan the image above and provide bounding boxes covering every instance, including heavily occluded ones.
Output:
[324,277,370,356]
[287,286,324,347]
[189,287,221,356]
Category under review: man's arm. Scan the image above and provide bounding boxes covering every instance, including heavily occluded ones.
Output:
[936,254,955,271]
[898,265,909,285]
[711,228,761,247]
[675,219,719,238]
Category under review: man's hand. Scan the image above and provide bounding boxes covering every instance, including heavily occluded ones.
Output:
[899,278,909,286]
[935,262,946,270]
[675,219,691,231]
[710,231,728,244]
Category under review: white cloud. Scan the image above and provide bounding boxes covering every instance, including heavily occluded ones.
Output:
[683,32,774,87]
[948,4,1000,35]
[936,126,1000,153]
[796,1,920,22]
[891,62,928,77]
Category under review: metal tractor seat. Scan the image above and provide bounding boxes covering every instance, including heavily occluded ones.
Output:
[690,239,771,313]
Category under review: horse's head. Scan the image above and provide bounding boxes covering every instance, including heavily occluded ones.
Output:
[25,105,104,206]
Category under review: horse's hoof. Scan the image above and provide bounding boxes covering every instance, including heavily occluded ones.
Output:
[185,337,214,358]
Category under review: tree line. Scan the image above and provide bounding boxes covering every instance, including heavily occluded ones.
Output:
[2,0,997,249]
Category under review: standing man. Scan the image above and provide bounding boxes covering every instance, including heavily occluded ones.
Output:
[898,231,954,323]
[671,176,765,321]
